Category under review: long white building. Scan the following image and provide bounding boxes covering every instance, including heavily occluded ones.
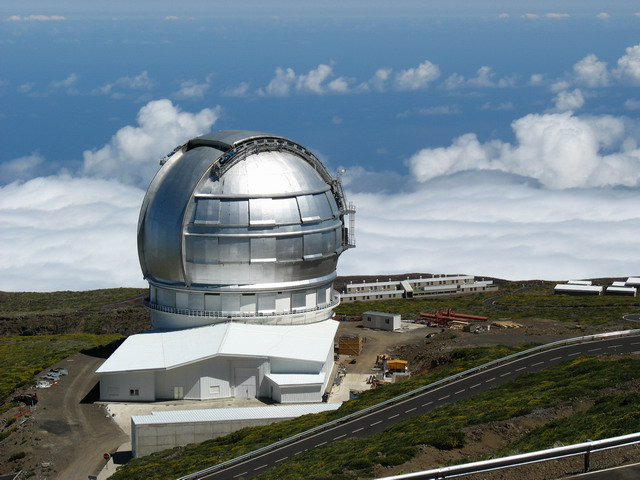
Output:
[340,275,496,303]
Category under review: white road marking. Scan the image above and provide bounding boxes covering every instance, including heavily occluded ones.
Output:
[422,401,433,407]
[438,395,450,400]
[316,442,327,447]
[550,357,562,361]
[388,414,399,419]
[631,342,640,346]
[485,377,496,383]
[588,348,601,352]
[233,472,248,478]
[254,465,268,471]
[515,367,527,371]
[352,427,364,433]
[531,362,544,367]
[371,420,382,426]
[333,434,346,440]
[499,372,511,377]
[608,344,622,349]
[294,450,306,456]
[405,407,417,413]
[568,352,580,356]
[275,457,288,463]
[454,389,465,394]
[470,383,481,389]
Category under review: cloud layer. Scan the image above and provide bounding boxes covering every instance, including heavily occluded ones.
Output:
[408,112,640,189]
[1,100,219,291]
[82,99,219,188]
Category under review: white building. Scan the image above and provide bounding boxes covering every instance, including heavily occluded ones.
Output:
[96,131,355,404]
[554,283,603,295]
[362,311,401,331]
[340,274,496,303]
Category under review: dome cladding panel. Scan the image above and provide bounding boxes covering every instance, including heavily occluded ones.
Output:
[138,132,347,287]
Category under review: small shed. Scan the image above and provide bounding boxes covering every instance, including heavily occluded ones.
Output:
[362,311,401,331]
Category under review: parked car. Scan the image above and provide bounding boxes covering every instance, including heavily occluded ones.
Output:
[14,393,38,406]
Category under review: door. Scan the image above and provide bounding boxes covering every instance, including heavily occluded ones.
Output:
[234,368,257,398]
[173,386,184,399]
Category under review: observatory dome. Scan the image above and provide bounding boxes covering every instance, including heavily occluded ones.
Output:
[138,130,354,329]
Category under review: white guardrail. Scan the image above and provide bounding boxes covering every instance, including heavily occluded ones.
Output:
[176,329,640,480]
[378,431,640,479]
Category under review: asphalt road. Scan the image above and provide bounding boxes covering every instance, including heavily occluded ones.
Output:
[195,334,640,480]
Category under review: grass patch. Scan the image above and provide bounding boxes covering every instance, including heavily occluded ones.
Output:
[110,355,640,480]
[254,356,640,480]
[0,334,121,400]
[0,288,146,315]
[335,282,640,325]
[499,391,640,454]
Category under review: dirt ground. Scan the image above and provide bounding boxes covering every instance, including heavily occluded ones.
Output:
[0,315,633,479]
[0,351,128,479]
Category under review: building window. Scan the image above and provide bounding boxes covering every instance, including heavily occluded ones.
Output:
[130,388,140,396]
[385,318,390,324]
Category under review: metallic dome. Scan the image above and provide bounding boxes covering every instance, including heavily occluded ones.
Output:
[137,130,355,328]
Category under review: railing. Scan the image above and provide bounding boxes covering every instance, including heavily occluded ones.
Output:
[377,432,640,479]
[175,329,640,480]
[144,295,340,320]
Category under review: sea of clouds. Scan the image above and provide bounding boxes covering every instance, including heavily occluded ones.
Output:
[2,44,640,291]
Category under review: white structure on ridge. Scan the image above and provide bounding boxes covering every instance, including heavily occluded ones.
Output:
[340,274,496,303]
[97,130,355,403]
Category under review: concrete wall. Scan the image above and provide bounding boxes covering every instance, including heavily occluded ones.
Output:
[133,416,296,457]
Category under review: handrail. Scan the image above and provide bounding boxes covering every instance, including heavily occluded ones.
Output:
[376,431,640,479]
[175,329,640,480]
[144,296,340,319]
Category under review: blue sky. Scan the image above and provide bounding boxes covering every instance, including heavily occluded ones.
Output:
[2,2,640,291]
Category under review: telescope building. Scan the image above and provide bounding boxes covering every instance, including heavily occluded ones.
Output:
[97,130,355,403]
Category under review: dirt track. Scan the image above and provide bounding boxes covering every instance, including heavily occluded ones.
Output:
[1,352,128,479]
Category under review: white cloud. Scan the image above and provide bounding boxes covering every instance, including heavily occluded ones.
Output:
[0,100,222,291]
[624,99,640,110]
[573,54,609,87]
[546,13,570,19]
[340,175,640,281]
[18,82,36,94]
[365,68,392,92]
[0,175,146,292]
[94,71,154,97]
[529,74,545,86]
[596,12,611,19]
[498,13,509,19]
[7,15,66,21]
[554,88,585,112]
[262,67,295,96]
[82,99,220,188]
[222,82,251,98]
[0,154,45,184]
[522,13,539,19]
[481,101,513,111]
[175,79,209,99]
[394,61,440,91]
[259,64,351,96]
[613,44,640,85]
[407,112,640,189]
[443,67,515,90]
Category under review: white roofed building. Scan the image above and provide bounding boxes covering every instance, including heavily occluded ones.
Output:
[96,131,355,404]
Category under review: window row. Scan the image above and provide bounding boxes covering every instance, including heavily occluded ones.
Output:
[192,192,340,227]
[185,230,341,264]
[153,286,332,313]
